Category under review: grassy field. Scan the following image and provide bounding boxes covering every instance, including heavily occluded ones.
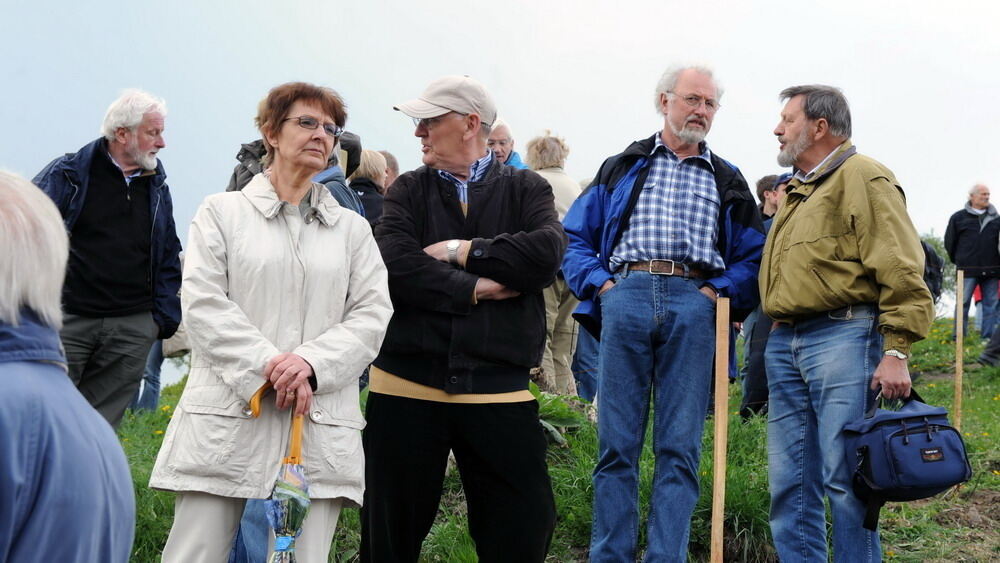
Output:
[120,318,998,562]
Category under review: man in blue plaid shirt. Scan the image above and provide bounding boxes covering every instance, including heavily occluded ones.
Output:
[562,65,765,561]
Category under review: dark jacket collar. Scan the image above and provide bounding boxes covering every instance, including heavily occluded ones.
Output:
[350,177,381,194]
[0,308,65,365]
[61,138,168,191]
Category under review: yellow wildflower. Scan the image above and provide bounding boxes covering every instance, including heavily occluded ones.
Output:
[154,430,164,435]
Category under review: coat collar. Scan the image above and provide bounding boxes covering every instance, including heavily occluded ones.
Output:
[241,173,342,227]
[0,308,65,365]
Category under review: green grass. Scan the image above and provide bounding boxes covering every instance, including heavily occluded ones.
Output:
[120,318,999,562]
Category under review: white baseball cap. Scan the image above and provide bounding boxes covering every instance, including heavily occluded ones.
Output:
[394,75,497,127]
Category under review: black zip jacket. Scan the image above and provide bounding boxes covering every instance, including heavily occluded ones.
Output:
[944,204,1000,276]
[373,159,567,393]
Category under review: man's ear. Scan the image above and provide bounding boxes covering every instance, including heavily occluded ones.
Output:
[465,113,482,141]
[114,126,131,145]
[812,118,829,141]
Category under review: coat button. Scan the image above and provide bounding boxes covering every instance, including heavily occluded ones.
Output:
[241,405,253,417]
[449,376,458,384]
[473,249,484,257]
[311,410,324,422]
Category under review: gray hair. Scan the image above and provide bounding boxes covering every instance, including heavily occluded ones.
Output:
[653,65,724,113]
[378,150,399,175]
[479,120,492,139]
[491,118,512,139]
[779,85,852,139]
[101,89,168,141]
[970,184,988,196]
[0,171,69,328]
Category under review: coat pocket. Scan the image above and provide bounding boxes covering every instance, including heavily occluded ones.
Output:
[309,406,365,485]
[168,385,252,479]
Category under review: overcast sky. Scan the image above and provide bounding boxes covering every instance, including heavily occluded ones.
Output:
[3,0,999,244]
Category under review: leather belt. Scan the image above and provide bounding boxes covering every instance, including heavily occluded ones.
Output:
[626,260,707,279]
[777,303,877,326]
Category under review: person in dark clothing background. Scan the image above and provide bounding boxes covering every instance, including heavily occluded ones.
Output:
[349,148,388,226]
[740,172,790,418]
[33,89,182,427]
[944,183,1000,338]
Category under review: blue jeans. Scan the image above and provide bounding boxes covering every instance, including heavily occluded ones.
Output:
[765,304,882,562]
[960,276,998,338]
[572,327,599,402]
[130,339,163,411]
[590,271,715,562]
[228,499,268,563]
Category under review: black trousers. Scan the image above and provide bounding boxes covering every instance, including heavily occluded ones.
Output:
[740,308,773,419]
[360,392,556,563]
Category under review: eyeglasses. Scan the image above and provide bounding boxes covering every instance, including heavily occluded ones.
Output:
[667,91,721,112]
[412,112,468,129]
[282,115,344,139]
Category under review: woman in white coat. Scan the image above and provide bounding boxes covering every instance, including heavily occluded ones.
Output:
[151,82,393,562]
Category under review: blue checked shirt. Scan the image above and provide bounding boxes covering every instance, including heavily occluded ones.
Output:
[436,151,494,203]
[610,133,725,272]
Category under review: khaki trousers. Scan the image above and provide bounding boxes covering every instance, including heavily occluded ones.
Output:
[539,278,579,395]
[161,491,343,563]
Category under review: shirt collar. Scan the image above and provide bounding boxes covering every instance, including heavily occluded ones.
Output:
[438,151,494,185]
[651,132,714,169]
[106,150,147,185]
[794,141,845,182]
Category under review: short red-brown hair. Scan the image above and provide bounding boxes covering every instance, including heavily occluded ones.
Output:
[255,82,348,165]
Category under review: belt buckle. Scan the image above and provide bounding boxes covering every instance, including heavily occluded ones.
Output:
[648,259,677,276]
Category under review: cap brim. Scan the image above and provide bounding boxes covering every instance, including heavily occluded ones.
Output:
[393,98,453,119]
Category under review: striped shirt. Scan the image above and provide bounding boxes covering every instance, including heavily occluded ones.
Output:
[437,151,494,204]
[610,133,724,272]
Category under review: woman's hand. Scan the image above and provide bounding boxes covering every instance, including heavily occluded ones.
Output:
[265,353,314,413]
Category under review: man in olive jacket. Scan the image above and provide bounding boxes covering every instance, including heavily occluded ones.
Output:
[360,75,564,562]
[760,85,934,561]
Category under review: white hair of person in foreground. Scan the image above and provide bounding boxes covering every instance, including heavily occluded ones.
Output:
[0,171,68,328]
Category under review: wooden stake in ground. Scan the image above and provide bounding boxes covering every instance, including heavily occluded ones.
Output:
[711,297,731,563]
[954,270,964,431]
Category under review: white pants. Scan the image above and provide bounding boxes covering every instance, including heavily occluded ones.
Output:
[161,491,343,563]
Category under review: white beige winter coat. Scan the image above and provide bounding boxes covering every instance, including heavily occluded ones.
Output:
[150,174,392,506]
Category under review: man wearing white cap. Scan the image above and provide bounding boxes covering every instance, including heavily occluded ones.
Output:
[359,75,564,562]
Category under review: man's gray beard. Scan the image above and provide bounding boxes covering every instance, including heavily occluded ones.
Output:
[777,133,810,168]
[127,138,157,170]
[670,120,707,145]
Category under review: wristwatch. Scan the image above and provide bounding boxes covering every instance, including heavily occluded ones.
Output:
[884,349,908,360]
[446,240,461,266]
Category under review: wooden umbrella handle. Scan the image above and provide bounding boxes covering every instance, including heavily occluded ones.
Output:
[285,414,304,465]
[249,379,305,464]
[249,380,273,418]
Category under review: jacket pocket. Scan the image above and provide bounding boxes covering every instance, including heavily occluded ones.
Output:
[168,386,252,479]
[310,406,365,484]
[810,267,850,310]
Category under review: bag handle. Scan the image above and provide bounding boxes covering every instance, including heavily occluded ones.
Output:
[864,387,926,418]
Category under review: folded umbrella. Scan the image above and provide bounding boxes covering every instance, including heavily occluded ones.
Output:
[250,382,311,562]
